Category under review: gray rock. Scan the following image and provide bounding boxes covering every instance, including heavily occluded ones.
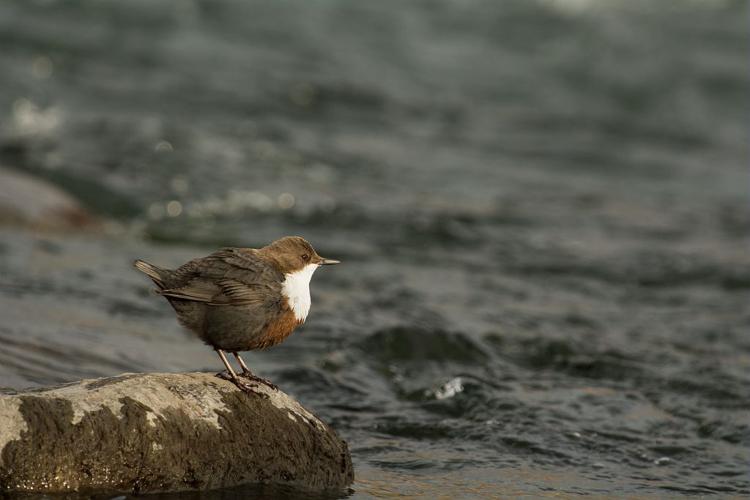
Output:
[0,372,353,495]
[0,166,98,230]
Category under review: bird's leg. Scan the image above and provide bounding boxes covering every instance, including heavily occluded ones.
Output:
[215,349,257,392]
[233,352,254,376]
[233,352,278,391]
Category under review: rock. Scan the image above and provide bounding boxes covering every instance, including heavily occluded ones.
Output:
[0,166,98,230]
[0,373,353,495]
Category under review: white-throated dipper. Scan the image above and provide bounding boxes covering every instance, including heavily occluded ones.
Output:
[134,236,339,391]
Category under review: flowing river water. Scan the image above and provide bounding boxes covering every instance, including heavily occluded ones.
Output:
[0,0,748,497]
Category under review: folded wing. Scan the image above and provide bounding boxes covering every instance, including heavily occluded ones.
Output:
[157,248,284,306]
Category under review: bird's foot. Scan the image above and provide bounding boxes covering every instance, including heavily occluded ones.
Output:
[239,371,278,391]
[215,370,260,393]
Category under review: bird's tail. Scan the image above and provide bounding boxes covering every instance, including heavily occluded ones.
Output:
[133,259,170,289]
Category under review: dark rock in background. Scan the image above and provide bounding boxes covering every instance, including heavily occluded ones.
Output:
[0,166,99,231]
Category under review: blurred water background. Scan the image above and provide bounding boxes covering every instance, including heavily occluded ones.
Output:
[0,0,748,497]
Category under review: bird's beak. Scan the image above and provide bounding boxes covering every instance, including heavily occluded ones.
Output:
[318,257,340,266]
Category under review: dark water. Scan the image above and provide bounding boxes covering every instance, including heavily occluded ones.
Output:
[0,0,749,497]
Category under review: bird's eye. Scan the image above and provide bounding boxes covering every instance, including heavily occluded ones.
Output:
[301,254,310,261]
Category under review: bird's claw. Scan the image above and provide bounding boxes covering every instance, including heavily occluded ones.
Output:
[215,370,277,392]
[215,371,259,393]
[239,371,278,391]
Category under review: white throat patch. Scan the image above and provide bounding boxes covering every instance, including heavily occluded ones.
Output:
[282,263,318,322]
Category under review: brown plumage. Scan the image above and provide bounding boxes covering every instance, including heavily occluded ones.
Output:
[134,236,339,390]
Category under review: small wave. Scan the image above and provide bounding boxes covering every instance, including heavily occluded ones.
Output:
[357,326,490,364]
[485,333,647,382]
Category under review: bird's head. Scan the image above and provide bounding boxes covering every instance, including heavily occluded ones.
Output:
[261,236,339,275]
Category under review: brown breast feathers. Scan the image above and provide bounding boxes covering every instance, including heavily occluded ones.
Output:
[252,307,302,350]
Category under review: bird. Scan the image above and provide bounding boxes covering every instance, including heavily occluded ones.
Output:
[133,236,339,391]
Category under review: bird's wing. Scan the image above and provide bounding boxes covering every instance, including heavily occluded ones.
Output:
[157,248,284,306]
[156,281,218,302]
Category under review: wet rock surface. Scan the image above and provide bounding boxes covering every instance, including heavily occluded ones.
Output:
[0,373,353,495]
